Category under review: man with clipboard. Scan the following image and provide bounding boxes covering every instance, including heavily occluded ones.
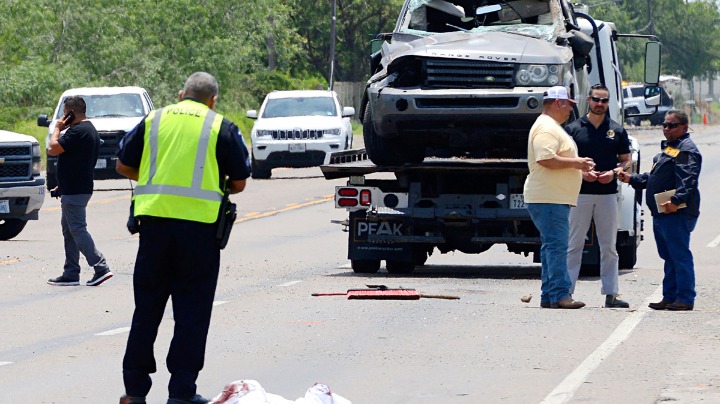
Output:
[618,109,701,311]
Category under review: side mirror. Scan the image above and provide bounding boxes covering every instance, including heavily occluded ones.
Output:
[246,110,258,119]
[644,85,661,107]
[341,107,355,118]
[644,41,661,85]
[37,114,50,127]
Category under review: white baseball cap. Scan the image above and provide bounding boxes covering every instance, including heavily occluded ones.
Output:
[543,86,578,103]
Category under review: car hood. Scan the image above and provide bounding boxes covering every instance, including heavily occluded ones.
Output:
[252,116,345,131]
[375,31,569,79]
[0,130,39,144]
[88,117,144,132]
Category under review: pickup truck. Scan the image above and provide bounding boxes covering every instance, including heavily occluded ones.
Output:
[0,131,45,240]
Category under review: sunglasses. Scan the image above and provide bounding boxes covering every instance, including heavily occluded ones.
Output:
[590,96,609,103]
[662,122,680,129]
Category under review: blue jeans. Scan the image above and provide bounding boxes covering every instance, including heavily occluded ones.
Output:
[60,194,109,280]
[527,203,573,304]
[653,213,697,305]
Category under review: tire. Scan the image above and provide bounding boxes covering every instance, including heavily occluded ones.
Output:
[250,155,272,179]
[618,242,638,269]
[363,104,423,166]
[385,260,415,274]
[351,259,381,274]
[0,219,28,240]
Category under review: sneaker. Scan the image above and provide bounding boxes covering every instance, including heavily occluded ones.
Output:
[86,269,113,286]
[120,395,146,404]
[605,294,630,308]
[47,275,80,286]
[167,395,210,404]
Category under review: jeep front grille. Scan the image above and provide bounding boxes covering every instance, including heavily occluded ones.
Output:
[271,129,324,140]
[424,59,515,89]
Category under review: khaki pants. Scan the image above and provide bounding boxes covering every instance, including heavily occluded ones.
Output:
[567,194,619,295]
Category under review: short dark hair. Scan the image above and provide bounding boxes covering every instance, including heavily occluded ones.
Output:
[589,83,608,95]
[666,109,689,124]
[64,96,86,114]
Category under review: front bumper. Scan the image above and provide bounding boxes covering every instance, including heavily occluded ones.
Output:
[253,139,345,168]
[0,178,46,220]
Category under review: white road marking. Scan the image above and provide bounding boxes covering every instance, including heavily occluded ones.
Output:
[94,327,131,336]
[541,286,663,404]
[277,281,301,287]
[213,300,228,307]
[0,362,13,367]
[707,234,720,248]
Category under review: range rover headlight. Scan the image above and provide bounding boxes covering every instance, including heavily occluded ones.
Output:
[255,129,272,137]
[516,64,562,86]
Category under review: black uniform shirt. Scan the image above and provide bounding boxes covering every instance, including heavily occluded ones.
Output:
[117,99,251,186]
[565,115,631,195]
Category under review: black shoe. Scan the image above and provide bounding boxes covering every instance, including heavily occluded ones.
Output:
[120,395,146,404]
[605,294,630,308]
[47,275,80,286]
[86,269,113,286]
[666,301,694,311]
[540,301,551,308]
[167,394,210,404]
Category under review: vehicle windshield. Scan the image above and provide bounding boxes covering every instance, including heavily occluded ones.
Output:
[398,0,562,41]
[262,97,337,118]
[56,93,145,119]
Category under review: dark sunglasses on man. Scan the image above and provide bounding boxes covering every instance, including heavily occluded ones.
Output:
[662,122,681,129]
[590,96,609,103]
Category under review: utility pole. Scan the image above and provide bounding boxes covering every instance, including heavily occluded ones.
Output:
[647,0,654,35]
[329,0,337,90]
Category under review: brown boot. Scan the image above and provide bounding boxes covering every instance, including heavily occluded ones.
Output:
[648,300,672,310]
[552,297,585,309]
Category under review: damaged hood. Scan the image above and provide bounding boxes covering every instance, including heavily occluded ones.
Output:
[376,30,570,78]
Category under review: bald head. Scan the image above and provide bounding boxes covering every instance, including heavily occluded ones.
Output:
[181,72,219,106]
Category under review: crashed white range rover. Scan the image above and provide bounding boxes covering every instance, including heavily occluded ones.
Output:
[361,0,594,165]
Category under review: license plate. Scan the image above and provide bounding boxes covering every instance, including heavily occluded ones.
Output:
[510,194,525,209]
[94,159,107,169]
[0,200,9,214]
[288,143,306,153]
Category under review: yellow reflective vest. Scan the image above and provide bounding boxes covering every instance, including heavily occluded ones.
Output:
[133,99,224,223]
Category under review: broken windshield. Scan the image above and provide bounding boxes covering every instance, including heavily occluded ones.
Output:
[399,0,562,41]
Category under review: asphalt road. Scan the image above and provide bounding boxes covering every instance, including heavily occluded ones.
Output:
[1,125,719,403]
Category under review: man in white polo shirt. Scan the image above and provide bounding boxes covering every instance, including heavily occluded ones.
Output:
[524,86,595,309]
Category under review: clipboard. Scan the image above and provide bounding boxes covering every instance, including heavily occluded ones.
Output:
[654,189,686,213]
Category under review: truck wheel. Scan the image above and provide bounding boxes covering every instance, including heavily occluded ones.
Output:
[351,259,381,274]
[251,156,272,179]
[618,243,637,269]
[385,260,415,274]
[0,219,28,240]
[363,105,423,165]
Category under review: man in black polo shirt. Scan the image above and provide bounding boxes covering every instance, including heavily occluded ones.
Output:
[565,84,630,308]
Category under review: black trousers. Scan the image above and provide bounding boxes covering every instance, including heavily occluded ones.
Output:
[122,217,220,399]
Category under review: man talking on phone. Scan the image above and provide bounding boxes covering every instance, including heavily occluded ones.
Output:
[47,96,113,287]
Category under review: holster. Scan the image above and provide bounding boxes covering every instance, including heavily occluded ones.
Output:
[127,200,140,235]
[216,187,236,249]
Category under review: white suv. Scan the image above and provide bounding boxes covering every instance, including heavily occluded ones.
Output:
[623,84,673,126]
[247,90,355,179]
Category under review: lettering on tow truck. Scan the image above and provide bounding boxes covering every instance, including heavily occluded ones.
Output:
[356,221,404,237]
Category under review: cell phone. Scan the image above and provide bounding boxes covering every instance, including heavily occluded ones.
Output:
[64,110,76,123]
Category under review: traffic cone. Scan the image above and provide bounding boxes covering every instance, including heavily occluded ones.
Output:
[703,112,708,125]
